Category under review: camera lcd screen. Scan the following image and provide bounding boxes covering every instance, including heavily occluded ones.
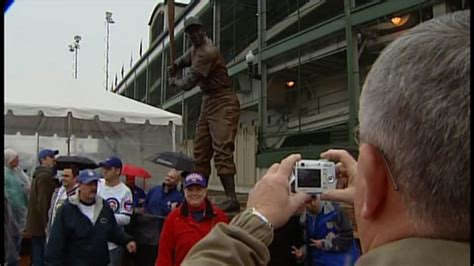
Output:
[297,168,321,188]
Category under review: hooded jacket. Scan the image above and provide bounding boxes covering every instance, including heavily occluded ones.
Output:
[44,193,133,266]
[46,184,79,241]
[25,166,60,236]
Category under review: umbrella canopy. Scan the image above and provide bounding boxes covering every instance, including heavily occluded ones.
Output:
[56,155,98,170]
[122,163,151,178]
[149,151,193,172]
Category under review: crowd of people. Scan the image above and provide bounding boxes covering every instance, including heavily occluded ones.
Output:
[3,150,230,266]
[4,10,469,266]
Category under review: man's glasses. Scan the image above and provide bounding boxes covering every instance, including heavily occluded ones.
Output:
[354,125,399,191]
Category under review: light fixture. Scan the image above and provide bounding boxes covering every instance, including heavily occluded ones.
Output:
[390,14,410,27]
[245,50,261,80]
[68,35,82,79]
[245,50,255,65]
[390,16,402,25]
[106,11,115,23]
[285,80,296,88]
[74,35,82,43]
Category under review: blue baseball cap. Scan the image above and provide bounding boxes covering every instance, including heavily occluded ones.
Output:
[38,149,59,161]
[184,172,207,188]
[78,169,101,184]
[98,156,122,169]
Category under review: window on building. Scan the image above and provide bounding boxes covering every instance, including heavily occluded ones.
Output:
[151,11,165,45]
[220,0,258,64]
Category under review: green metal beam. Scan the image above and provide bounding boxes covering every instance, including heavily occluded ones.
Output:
[166,0,430,109]
[161,87,200,109]
[345,0,358,147]
[228,0,427,76]
[256,143,356,168]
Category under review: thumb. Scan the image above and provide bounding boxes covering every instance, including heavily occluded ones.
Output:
[289,192,310,210]
[320,187,355,205]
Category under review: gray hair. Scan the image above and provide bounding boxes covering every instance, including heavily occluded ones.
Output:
[4,148,19,167]
[359,10,470,240]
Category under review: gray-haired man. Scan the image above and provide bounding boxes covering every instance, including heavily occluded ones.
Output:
[181,10,470,266]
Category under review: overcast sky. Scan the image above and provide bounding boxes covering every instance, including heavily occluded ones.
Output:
[5,0,189,93]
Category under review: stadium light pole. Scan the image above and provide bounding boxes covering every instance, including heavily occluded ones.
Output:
[105,11,115,91]
[68,35,82,79]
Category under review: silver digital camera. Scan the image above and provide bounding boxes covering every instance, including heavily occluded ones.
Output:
[293,159,336,194]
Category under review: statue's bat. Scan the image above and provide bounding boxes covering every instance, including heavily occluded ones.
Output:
[168,0,176,76]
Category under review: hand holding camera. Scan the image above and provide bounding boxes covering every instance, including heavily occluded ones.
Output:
[293,159,337,195]
[319,149,357,205]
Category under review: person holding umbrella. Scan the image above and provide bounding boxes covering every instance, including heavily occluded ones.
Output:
[46,167,79,241]
[125,175,146,209]
[45,169,137,265]
[46,155,98,241]
[128,168,183,266]
[122,163,151,210]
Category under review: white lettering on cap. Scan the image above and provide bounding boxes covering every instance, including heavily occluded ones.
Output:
[186,173,203,182]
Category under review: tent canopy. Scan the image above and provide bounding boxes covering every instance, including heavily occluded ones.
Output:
[4,86,183,188]
[5,85,182,126]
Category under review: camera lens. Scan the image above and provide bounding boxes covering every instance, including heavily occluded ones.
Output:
[300,163,305,167]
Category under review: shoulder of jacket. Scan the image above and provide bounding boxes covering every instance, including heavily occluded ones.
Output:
[58,200,75,213]
[212,206,227,217]
[35,171,52,179]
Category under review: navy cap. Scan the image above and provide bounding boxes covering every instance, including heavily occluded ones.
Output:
[184,172,207,188]
[78,169,101,184]
[98,156,122,169]
[38,149,59,160]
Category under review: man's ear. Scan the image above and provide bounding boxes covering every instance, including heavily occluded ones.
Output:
[358,144,391,220]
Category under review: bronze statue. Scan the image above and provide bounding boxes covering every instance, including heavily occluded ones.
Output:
[168,16,240,212]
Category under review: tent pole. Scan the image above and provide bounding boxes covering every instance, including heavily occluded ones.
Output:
[67,112,72,155]
[36,132,40,157]
[171,121,176,152]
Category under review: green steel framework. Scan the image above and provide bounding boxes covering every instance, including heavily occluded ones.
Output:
[121,0,440,167]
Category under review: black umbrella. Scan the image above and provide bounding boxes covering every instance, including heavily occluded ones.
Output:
[56,155,98,170]
[148,151,193,172]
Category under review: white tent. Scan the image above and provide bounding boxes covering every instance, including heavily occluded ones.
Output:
[4,86,182,187]
[5,85,182,126]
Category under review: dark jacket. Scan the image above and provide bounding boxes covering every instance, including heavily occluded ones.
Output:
[268,215,304,266]
[26,166,60,236]
[44,193,133,266]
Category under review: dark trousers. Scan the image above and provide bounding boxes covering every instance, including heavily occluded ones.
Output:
[193,90,240,177]
[122,244,158,266]
[108,247,123,266]
[31,236,45,266]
